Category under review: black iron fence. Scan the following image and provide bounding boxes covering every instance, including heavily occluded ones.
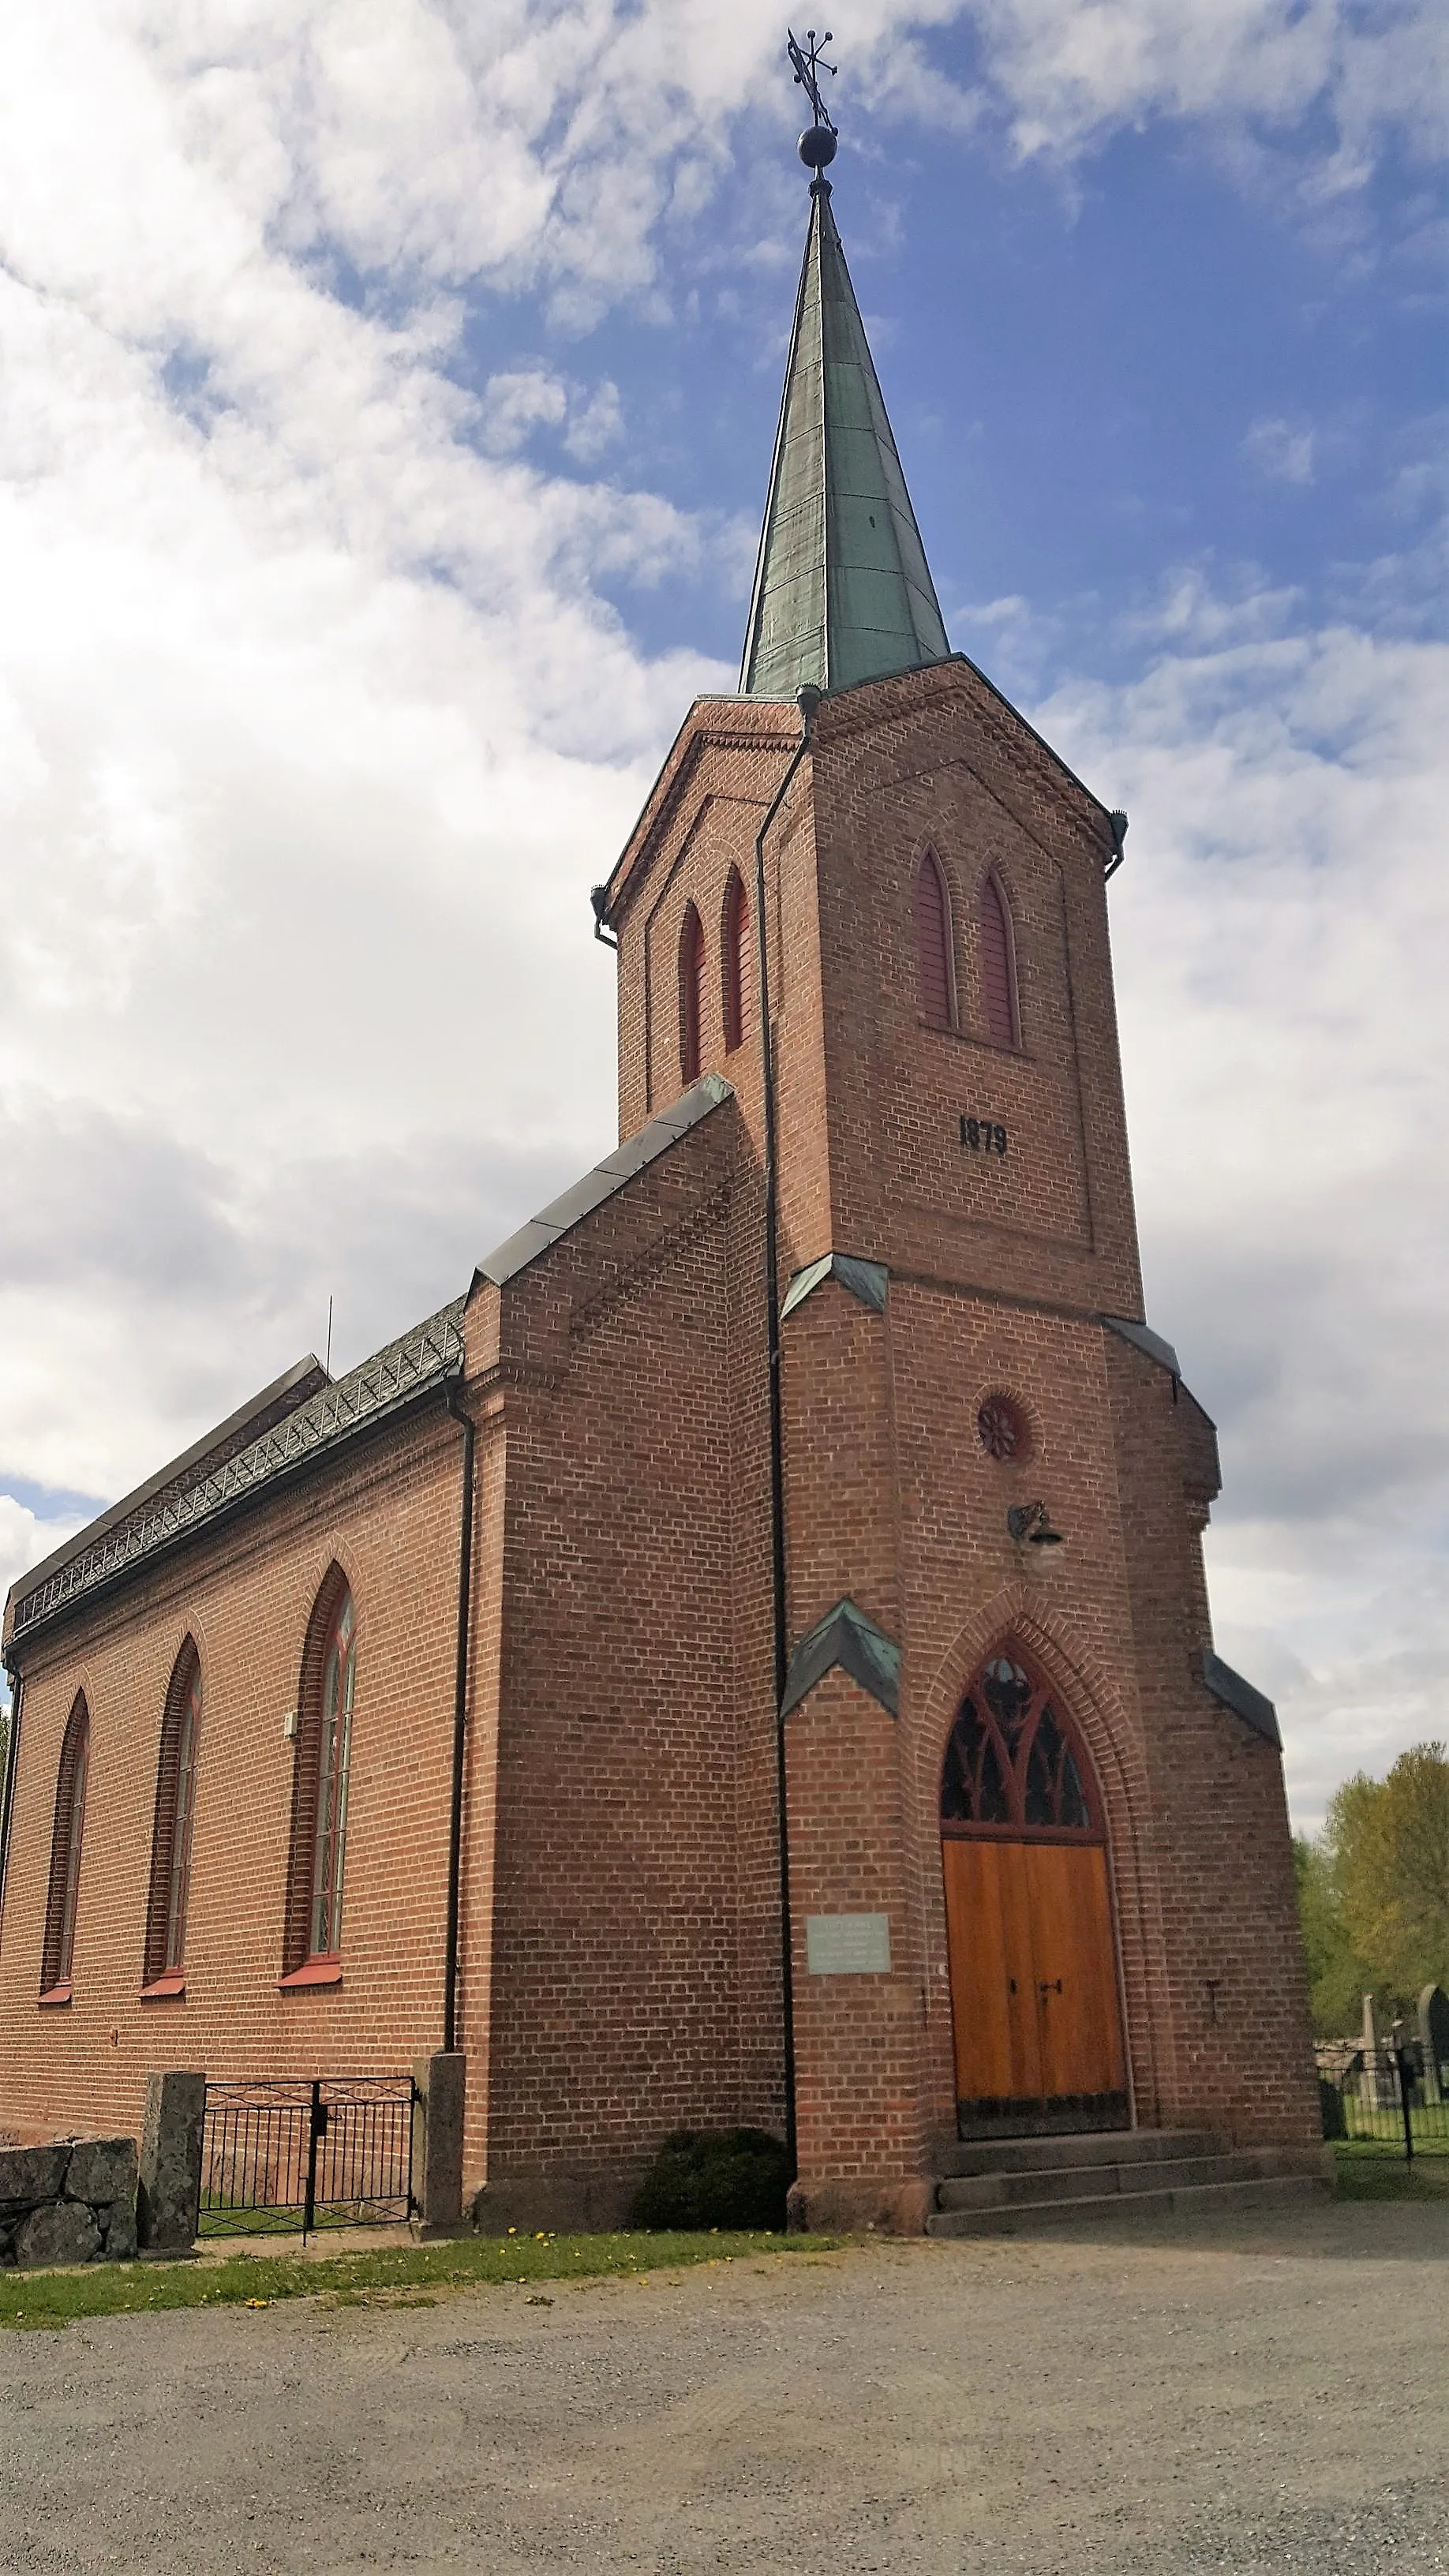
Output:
[201,2074,416,2235]
[1320,2044,1449,2160]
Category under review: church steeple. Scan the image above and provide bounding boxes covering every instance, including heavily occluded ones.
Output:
[739,173,950,699]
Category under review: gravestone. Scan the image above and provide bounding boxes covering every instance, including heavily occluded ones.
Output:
[1418,1986,1449,2106]
[1359,1995,1389,2108]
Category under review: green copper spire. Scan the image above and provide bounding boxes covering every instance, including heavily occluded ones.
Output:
[739,178,949,698]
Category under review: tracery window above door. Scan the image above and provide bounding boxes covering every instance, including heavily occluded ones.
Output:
[940,1653,1100,1840]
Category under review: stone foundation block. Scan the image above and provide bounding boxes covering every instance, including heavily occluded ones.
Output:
[66,2138,137,2207]
[15,2200,101,2268]
[412,2053,466,2233]
[137,2069,205,2253]
[100,2198,139,2260]
[0,2144,69,2204]
[472,2166,642,2237]
[787,2174,934,2237]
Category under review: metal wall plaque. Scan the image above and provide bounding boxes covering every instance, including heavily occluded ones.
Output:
[805,1913,892,1975]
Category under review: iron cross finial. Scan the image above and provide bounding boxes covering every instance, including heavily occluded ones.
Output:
[787,28,837,135]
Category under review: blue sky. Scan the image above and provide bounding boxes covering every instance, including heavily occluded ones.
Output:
[447,36,1444,683]
[0,2,1443,1829]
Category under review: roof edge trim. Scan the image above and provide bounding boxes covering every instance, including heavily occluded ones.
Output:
[781,1251,889,1321]
[1201,1649,1282,1750]
[1103,1315,1181,1380]
[7,1307,463,1651]
[474,1074,735,1291]
[782,1597,901,1721]
[7,1351,328,1619]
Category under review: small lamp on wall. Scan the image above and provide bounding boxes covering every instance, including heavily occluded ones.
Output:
[1007,1500,1065,1547]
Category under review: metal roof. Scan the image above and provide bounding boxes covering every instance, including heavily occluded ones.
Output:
[7,1079,739,1653]
[781,1596,902,1720]
[1201,1649,1282,1750]
[474,1074,733,1288]
[1103,1315,1182,1380]
[739,180,949,699]
[7,1300,464,1649]
[13,1354,328,1608]
[781,1250,889,1320]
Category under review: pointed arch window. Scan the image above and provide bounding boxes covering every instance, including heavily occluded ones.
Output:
[721,868,748,1053]
[914,851,954,1032]
[680,903,705,1084]
[980,871,1020,1047]
[141,1640,203,1997]
[39,1695,90,2001]
[940,1652,1100,1842]
[280,1576,357,1986]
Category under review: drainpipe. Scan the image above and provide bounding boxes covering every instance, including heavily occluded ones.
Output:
[442,1380,476,2055]
[0,1659,21,1953]
[754,683,819,2176]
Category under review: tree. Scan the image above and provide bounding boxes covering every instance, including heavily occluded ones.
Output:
[1319,1743,1449,2017]
[1293,1833,1372,2034]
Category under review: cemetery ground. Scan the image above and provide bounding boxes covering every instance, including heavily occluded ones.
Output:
[2,2179,1447,2574]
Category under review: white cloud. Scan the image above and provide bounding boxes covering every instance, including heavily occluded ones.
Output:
[957,0,1447,176]
[479,367,570,453]
[3,3,1432,373]
[0,4,743,1503]
[0,1500,88,1664]
[0,0,1442,1846]
[1243,414,1318,485]
[1036,604,1449,1833]
[564,378,624,463]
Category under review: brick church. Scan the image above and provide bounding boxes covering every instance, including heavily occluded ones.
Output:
[0,139,1321,2228]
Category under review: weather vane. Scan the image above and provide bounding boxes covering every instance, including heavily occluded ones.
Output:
[787,28,838,174]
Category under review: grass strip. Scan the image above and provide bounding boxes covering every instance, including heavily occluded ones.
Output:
[1332,2142,1449,2201]
[0,2229,832,2332]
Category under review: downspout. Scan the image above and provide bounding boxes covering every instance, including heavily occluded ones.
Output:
[0,1660,21,1953]
[754,682,819,2176]
[442,1380,476,2055]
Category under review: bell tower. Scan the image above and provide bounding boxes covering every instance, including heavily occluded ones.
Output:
[598,61,1320,2219]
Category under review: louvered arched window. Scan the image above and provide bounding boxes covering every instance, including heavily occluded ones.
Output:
[721,868,748,1053]
[142,1639,204,1995]
[281,1571,357,1983]
[980,870,1020,1047]
[914,851,953,1031]
[680,903,705,1084]
[40,1694,90,2001]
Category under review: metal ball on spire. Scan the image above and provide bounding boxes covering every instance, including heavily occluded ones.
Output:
[798,123,837,170]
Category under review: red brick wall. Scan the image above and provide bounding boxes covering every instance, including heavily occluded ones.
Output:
[0,1410,465,2147]
[458,1101,784,2217]
[607,659,1319,2182]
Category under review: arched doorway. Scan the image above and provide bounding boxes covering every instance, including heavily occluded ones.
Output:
[940,1649,1128,2137]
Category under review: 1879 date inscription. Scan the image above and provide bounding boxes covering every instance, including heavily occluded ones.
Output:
[960,1114,1008,1156]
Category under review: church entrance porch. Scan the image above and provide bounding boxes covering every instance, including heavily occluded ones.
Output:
[940,1651,1129,2141]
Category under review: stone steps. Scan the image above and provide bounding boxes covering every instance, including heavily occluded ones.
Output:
[926,2130,1328,2237]
[940,2127,1219,2179]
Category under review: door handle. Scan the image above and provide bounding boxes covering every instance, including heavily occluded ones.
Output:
[1008,1979,1018,1994]
[1038,1979,1062,1999]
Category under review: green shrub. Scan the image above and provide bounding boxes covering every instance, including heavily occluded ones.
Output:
[628,2129,792,2231]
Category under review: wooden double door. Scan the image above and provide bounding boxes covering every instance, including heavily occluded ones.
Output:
[942,1837,1126,2125]
[939,1650,1127,2134]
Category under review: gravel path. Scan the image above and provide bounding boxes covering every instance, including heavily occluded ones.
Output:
[2,2198,1446,2572]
